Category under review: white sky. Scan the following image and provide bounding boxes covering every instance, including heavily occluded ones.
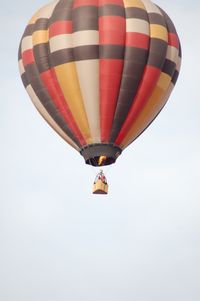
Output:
[0,1,200,300]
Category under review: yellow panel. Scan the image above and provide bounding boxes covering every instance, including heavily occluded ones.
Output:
[33,30,49,46]
[120,72,172,149]
[157,73,171,90]
[55,63,92,144]
[120,87,164,148]
[150,24,168,42]
[123,0,145,9]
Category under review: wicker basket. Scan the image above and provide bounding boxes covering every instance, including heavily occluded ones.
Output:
[93,179,108,194]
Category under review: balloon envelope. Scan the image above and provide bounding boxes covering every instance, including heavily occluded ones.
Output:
[19,0,181,166]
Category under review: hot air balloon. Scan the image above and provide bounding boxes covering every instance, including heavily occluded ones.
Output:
[18,0,181,194]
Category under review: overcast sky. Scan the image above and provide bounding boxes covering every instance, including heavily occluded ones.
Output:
[0,0,200,300]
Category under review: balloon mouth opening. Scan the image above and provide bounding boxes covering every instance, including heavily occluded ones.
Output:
[86,156,115,167]
[80,144,122,167]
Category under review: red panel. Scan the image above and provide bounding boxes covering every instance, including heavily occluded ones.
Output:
[99,12,125,142]
[115,66,161,145]
[168,33,179,49]
[40,69,86,146]
[49,21,72,38]
[100,30,125,45]
[99,16,125,32]
[99,0,124,6]
[126,33,150,50]
[73,0,98,8]
[22,49,34,66]
[100,59,124,142]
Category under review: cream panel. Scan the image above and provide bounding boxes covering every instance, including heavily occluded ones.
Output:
[29,0,59,24]
[72,30,99,47]
[166,46,179,62]
[75,60,100,142]
[176,56,181,72]
[21,36,32,52]
[50,34,72,52]
[126,19,149,35]
[18,59,25,76]
[141,0,162,15]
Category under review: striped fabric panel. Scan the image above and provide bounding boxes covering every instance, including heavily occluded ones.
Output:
[22,0,93,148]
[123,54,181,149]
[20,0,85,149]
[19,0,181,156]
[18,57,80,151]
[119,3,182,148]
[49,0,91,145]
[72,0,100,142]
[28,1,59,25]
[110,0,149,142]
[26,85,80,151]
[114,0,169,145]
[48,0,74,25]
[48,0,92,144]
[99,0,126,142]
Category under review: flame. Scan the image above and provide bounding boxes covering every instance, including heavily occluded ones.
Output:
[98,156,107,166]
